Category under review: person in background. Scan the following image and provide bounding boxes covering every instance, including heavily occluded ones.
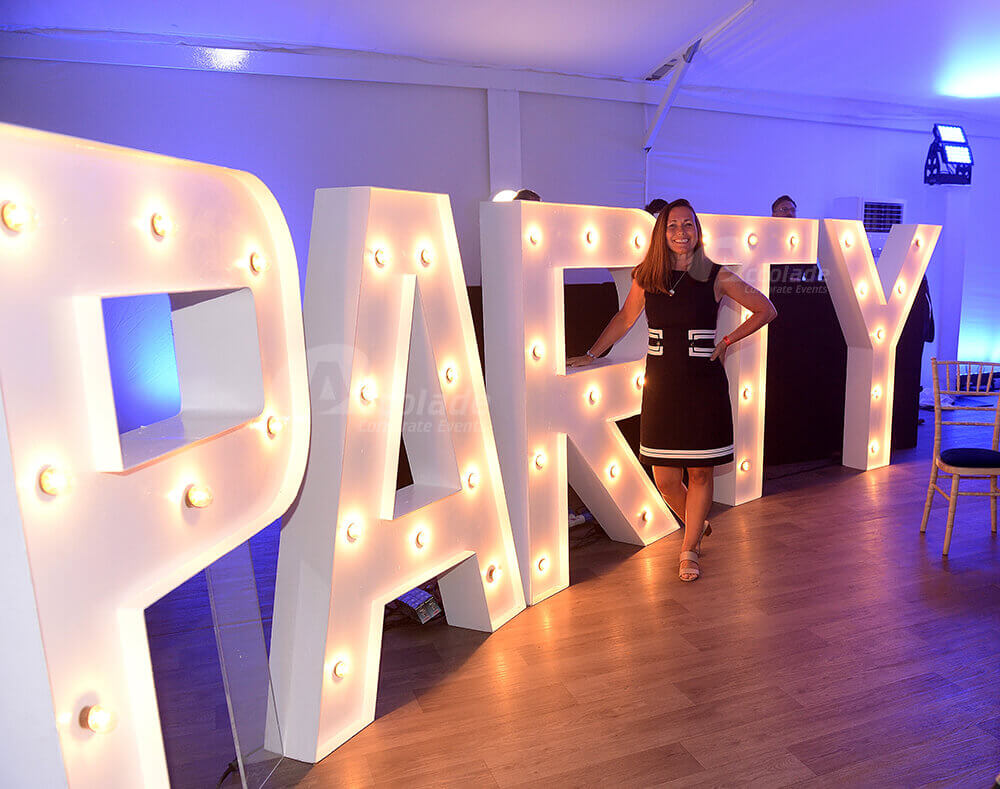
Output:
[568,199,776,582]
[514,189,540,201]
[771,195,797,218]
[644,198,668,216]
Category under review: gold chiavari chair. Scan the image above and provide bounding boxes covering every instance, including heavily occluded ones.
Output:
[920,358,1000,555]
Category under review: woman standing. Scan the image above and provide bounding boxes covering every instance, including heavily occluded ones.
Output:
[568,199,776,581]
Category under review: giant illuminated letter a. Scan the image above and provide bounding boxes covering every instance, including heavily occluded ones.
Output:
[819,220,940,469]
[0,123,309,787]
[270,187,525,761]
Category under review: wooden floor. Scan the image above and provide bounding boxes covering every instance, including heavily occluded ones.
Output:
[148,421,1000,788]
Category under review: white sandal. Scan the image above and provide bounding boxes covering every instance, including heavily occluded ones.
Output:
[679,550,701,582]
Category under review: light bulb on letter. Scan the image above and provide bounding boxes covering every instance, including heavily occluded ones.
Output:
[185,484,213,508]
[249,251,268,274]
[266,415,283,438]
[38,465,67,496]
[80,705,116,734]
[2,201,29,232]
[150,212,172,239]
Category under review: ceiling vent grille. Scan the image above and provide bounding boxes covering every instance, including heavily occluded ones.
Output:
[863,201,904,233]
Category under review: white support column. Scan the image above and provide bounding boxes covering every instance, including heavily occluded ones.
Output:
[487,88,522,198]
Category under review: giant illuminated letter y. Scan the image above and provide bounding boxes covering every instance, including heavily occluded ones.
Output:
[819,220,940,469]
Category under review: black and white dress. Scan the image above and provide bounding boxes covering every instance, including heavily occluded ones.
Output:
[639,264,734,467]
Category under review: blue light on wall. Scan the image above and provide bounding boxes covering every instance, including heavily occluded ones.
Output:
[958,329,1000,364]
[938,43,1000,98]
[102,294,182,435]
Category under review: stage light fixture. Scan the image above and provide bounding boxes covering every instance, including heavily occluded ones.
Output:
[925,124,973,185]
[934,124,967,144]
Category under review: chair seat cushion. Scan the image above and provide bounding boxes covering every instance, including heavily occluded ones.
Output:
[940,447,1000,468]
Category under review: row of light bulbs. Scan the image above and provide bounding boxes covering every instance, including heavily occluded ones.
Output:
[843,234,923,250]
[35,414,284,501]
[2,201,274,279]
[856,281,907,299]
[523,226,647,251]
[372,246,434,270]
[743,231,799,249]
[521,226,804,254]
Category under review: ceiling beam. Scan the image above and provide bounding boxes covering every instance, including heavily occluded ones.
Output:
[641,1,755,152]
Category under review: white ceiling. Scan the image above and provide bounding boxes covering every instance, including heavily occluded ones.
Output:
[6,0,1000,117]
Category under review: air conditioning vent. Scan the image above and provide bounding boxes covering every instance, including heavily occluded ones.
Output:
[863,201,903,233]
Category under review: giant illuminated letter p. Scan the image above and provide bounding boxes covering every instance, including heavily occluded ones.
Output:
[0,123,309,787]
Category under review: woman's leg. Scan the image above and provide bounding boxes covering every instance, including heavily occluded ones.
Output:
[652,465,687,523]
[680,466,714,579]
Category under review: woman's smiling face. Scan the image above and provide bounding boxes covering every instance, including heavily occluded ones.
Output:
[665,205,698,256]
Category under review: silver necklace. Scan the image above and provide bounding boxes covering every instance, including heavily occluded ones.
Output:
[667,268,688,297]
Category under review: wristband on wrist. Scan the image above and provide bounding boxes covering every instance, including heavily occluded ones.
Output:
[722,335,732,347]
[586,349,597,359]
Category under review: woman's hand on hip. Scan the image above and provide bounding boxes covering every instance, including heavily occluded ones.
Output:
[709,341,728,362]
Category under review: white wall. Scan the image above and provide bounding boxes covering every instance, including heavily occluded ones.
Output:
[0,57,491,286]
[648,106,1000,376]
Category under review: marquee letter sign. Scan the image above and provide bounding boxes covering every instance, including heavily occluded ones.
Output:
[818,220,940,469]
[269,187,525,762]
[481,201,678,605]
[0,122,310,787]
[701,215,819,504]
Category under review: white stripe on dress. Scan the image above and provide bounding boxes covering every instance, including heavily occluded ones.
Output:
[640,443,734,459]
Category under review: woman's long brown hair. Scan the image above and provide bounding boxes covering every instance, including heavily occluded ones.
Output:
[633,198,708,293]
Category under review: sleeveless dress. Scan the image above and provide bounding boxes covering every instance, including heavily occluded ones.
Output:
[639,264,734,467]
